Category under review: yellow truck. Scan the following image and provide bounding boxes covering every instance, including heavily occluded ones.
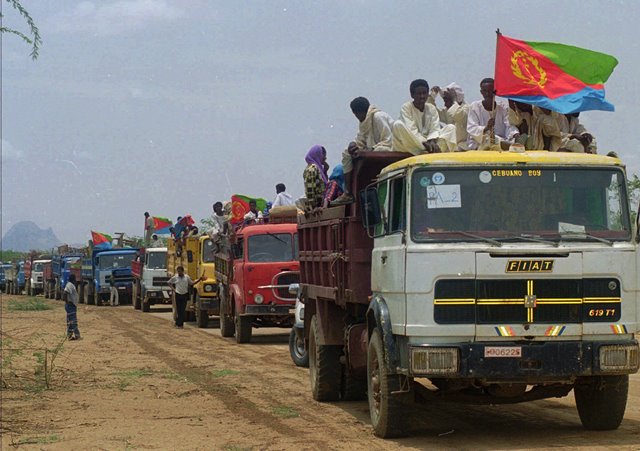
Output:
[166,236,219,327]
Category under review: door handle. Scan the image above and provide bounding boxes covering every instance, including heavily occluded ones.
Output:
[381,255,387,264]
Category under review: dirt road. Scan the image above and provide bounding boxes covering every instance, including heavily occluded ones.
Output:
[2,295,639,450]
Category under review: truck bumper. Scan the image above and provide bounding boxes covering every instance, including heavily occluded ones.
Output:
[245,305,294,316]
[200,298,219,311]
[408,340,639,380]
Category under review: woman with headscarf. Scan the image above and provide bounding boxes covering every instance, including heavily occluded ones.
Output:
[323,164,344,208]
[303,145,328,211]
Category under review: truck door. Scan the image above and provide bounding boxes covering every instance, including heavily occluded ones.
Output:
[371,177,407,334]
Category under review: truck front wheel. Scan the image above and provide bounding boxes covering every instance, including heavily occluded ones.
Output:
[78,283,84,304]
[309,315,341,401]
[367,329,408,438]
[141,296,151,312]
[195,293,208,328]
[133,283,141,310]
[235,314,252,344]
[574,375,629,430]
[219,295,235,338]
[289,328,309,368]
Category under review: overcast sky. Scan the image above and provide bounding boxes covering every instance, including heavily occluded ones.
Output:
[2,0,639,244]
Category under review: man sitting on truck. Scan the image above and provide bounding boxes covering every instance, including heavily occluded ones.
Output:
[333,97,394,205]
[467,77,519,150]
[429,83,470,150]
[168,266,206,329]
[272,184,294,207]
[392,79,457,155]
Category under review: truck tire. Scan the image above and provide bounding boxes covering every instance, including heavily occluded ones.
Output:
[574,375,629,430]
[26,281,32,296]
[309,315,341,401]
[235,314,252,344]
[341,364,367,401]
[367,329,408,438]
[195,293,208,328]
[132,283,141,310]
[142,296,151,312]
[94,290,100,306]
[78,283,85,304]
[55,281,61,300]
[219,295,235,338]
[289,328,309,368]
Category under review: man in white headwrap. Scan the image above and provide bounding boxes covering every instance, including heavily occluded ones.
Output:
[392,79,457,154]
[333,96,395,205]
[429,82,469,151]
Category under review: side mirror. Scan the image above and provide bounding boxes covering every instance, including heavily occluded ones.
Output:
[187,250,194,263]
[359,186,382,230]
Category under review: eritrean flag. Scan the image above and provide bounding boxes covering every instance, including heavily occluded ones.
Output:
[91,230,112,249]
[231,194,267,224]
[152,216,172,235]
[495,34,618,114]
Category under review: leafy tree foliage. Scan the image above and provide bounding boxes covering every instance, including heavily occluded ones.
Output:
[1,0,41,59]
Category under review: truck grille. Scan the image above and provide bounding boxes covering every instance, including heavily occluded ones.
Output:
[434,278,621,324]
[152,276,170,287]
[276,272,299,299]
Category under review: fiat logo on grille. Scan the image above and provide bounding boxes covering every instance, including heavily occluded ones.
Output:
[608,281,617,291]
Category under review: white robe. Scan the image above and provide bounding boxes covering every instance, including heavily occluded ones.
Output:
[342,106,395,173]
[557,115,597,153]
[466,100,518,150]
[392,102,454,154]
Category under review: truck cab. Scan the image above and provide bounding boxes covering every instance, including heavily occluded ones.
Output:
[132,247,170,312]
[216,221,299,343]
[167,236,219,327]
[4,262,25,295]
[300,151,639,437]
[25,259,50,296]
[53,254,82,299]
[81,248,138,305]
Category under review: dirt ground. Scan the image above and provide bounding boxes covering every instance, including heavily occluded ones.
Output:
[1,295,639,450]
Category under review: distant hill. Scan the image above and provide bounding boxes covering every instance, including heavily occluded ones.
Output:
[1,221,62,252]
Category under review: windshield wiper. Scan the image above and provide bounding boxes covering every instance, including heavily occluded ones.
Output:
[445,231,502,247]
[558,231,613,246]
[498,233,557,246]
[266,232,287,244]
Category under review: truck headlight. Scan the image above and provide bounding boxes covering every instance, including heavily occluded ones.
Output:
[599,344,639,372]
[411,347,459,375]
[254,294,264,304]
[204,284,214,293]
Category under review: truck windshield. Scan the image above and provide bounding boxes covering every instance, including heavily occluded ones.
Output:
[99,254,136,269]
[248,234,295,262]
[202,239,216,263]
[411,167,631,243]
[33,263,43,272]
[146,252,166,269]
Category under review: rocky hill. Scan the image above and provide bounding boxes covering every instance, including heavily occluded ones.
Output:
[1,221,62,252]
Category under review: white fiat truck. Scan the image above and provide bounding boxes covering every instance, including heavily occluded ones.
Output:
[298,151,639,438]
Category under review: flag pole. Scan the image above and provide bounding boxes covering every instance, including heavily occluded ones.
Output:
[490,29,502,149]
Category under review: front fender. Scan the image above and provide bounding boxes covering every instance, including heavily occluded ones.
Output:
[366,294,400,370]
[230,284,243,314]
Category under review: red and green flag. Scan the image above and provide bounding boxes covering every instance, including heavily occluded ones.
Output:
[91,230,112,249]
[230,194,267,224]
[152,216,173,235]
[495,33,618,113]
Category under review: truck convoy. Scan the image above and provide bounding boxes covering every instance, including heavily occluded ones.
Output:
[80,246,138,305]
[166,236,219,327]
[132,247,170,312]
[298,151,639,437]
[215,208,300,343]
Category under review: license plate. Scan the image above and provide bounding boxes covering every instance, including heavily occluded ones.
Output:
[484,346,522,358]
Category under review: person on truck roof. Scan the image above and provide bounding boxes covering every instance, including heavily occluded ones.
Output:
[558,112,597,153]
[303,145,328,211]
[467,78,519,150]
[323,164,345,208]
[392,79,457,155]
[272,184,294,207]
[333,97,394,205]
[429,83,470,151]
[207,201,228,240]
[144,212,155,246]
[244,199,264,224]
[150,234,162,248]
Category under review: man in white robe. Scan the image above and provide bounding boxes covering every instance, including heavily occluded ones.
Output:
[557,113,597,153]
[429,82,469,151]
[333,97,395,204]
[467,78,519,150]
[392,79,456,154]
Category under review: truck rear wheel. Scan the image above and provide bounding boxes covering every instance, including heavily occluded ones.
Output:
[575,375,629,430]
[195,293,208,328]
[55,281,61,300]
[235,314,252,344]
[309,315,341,401]
[133,283,141,310]
[289,328,309,368]
[219,296,235,338]
[367,329,408,438]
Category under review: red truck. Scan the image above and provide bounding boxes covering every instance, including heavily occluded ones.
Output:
[215,210,300,343]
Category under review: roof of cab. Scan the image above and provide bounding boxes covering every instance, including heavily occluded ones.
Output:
[381,150,623,175]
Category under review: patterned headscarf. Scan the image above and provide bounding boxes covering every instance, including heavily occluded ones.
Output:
[305,145,328,184]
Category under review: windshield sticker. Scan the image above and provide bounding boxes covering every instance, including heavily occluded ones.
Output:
[427,185,461,209]
[479,171,492,183]
[419,176,430,187]
[432,172,445,185]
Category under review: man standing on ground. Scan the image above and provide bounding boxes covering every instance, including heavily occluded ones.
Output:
[63,274,81,340]
[333,97,394,205]
[144,212,155,246]
[467,78,519,150]
[168,266,206,329]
